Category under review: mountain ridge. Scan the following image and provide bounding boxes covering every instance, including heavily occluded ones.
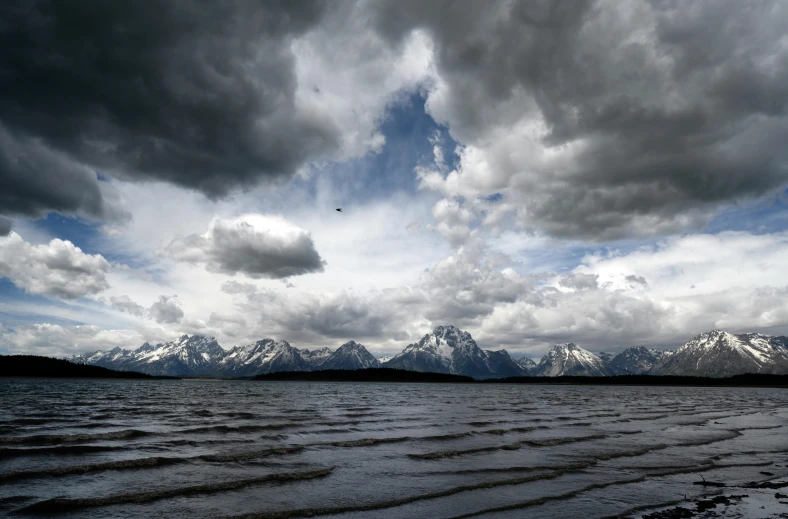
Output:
[68,327,788,379]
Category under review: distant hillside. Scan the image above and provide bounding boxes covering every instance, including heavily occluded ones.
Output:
[0,355,176,379]
[254,368,473,383]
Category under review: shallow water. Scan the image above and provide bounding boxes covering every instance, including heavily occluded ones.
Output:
[1,379,787,518]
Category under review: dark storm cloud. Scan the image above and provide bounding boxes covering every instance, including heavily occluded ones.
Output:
[372,0,788,239]
[0,216,12,236]
[0,0,335,218]
[0,125,127,221]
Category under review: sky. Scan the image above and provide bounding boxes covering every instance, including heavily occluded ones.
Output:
[2,0,788,360]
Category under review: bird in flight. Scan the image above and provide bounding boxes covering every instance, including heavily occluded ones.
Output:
[336,208,342,212]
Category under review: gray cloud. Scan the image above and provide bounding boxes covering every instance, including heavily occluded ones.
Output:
[218,284,395,349]
[373,0,788,239]
[0,216,11,236]
[280,292,387,339]
[166,215,325,279]
[0,125,129,221]
[109,295,146,317]
[428,199,476,248]
[0,232,110,299]
[478,285,678,353]
[559,272,599,290]
[625,275,649,288]
[219,249,534,348]
[0,0,340,218]
[220,281,261,297]
[148,296,184,324]
[419,253,532,326]
[207,312,247,338]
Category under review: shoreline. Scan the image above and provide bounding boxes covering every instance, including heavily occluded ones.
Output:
[621,478,788,518]
[3,357,787,387]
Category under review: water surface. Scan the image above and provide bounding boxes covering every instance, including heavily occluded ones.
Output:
[1,379,787,518]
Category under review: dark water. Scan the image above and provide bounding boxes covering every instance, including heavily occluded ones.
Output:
[1,380,787,518]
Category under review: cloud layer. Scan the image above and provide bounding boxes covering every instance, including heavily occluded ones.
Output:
[148,296,185,324]
[0,323,144,357]
[166,214,325,279]
[0,0,430,222]
[0,232,110,299]
[0,215,11,236]
[380,0,788,240]
[4,229,788,357]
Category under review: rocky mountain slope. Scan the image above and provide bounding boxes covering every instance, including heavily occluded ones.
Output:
[320,341,381,370]
[69,327,788,378]
[72,335,225,377]
[533,343,611,377]
[652,330,788,377]
[73,335,381,377]
[382,326,527,379]
[218,339,309,376]
[516,357,537,375]
[299,347,334,369]
[607,346,672,375]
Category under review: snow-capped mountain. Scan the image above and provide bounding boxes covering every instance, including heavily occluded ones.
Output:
[298,347,334,369]
[320,341,380,370]
[383,325,527,378]
[516,357,538,374]
[218,339,309,376]
[71,335,309,377]
[652,330,788,377]
[533,343,611,377]
[73,335,226,376]
[607,346,671,375]
[72,346,130,366]
[68,328,788,379]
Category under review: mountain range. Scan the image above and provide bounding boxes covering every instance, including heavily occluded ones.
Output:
[70,326,788,379]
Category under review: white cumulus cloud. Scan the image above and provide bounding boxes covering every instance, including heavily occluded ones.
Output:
[0,232,110,299]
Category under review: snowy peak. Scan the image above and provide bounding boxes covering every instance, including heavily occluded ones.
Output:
[654,329,788,377]
[219,338,308,375]
[384,325,526,378]
[67,328,788,378]
[321,341,380,370]
[134,334,223,366]
[516,357,538,374]
[432,325,466,346]
[385,326,473,374]
[534,343,610,377]
[298,347,334,368]
[69,334,225,376]
[678,330,739,353]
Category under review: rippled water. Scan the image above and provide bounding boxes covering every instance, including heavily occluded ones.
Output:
[1,379,787,518]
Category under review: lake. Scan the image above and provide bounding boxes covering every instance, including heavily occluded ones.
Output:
[1,379,787,518]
